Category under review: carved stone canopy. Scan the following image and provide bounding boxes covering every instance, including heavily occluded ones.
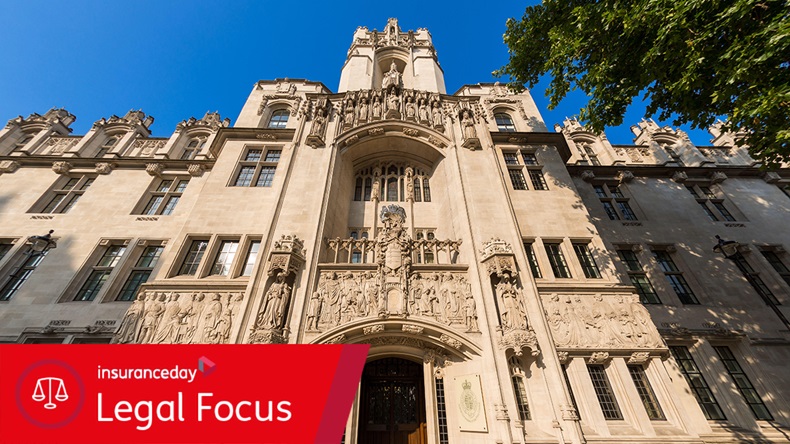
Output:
[267,235,306,277]
[480,238,518,277]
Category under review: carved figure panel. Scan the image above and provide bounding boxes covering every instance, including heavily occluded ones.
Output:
[543,294,664,349]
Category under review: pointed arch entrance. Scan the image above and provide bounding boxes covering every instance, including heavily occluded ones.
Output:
[358,357,427,444]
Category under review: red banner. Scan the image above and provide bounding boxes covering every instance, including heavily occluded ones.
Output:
[0,344,369,443]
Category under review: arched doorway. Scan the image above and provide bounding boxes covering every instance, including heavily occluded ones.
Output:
[358,357,427,444]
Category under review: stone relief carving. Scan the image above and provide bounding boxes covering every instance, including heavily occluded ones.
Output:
[145,163,164,177]
[543,294,664,349]
[331,88,447,136]
[132,139,167,156]
[307,98,330,148]
[588,351,611,364]
[45,136,79,154]
[95,162,115,175]
[459,109,480,149]
[187,164,206,177]
[114,291,245,344]
[51,161,72,175]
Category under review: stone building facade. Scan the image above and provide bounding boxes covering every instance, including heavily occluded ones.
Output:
[1,18,788,444]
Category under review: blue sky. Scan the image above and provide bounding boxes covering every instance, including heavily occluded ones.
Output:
[0,1,711,145]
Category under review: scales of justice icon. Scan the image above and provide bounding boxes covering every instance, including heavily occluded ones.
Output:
[32,377,68,409]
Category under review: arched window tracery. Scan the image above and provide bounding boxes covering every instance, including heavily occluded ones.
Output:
[352,161,432,202]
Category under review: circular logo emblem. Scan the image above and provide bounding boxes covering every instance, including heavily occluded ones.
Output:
[15,360,85,429]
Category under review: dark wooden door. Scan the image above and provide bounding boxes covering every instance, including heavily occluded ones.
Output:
[358,358,427,444]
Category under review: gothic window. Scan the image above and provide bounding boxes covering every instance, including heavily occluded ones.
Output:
[652,249,699,304]
[573,242,601,278]
[545,242,571,278]
[628,365,665,420]
[670,346,726,420]
[617,249,661,304]
[582,143,601,165]
[98,135,120,156]
[0,249,49,301]
[353,163,431,202]
[509,356,531,421]
[31,175,95,214]
[137,177,189,216]
[523,241,542,278]
[587,364,623,420]
[712,346,773,420]
[267,109,289,129]
[181,137,206,160]
[495,113,516,132]
[593,184,637,220]
[116,245,164,301]
[232,147,281,187]
[686,184,736,221]
[74,244,128,301]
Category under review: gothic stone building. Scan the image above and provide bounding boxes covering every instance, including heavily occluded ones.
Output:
[1,19,789,444]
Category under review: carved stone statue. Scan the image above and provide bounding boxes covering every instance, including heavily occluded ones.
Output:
[257,272,291,330]
[432,103,443,127]
[464,292,479,332]
[307,291,323,331]
[139,293,166,343]
[153,293,182,343]
[372,96,382,119]
[461,110,477,140]
[418,99,429,122]
[114,293,146,343]
[496,273,527,331]
[382,61,401,90]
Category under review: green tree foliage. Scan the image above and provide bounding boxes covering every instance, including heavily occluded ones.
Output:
[498,0,790,163]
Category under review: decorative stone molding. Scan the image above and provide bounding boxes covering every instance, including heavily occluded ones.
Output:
[499,329,539,357]
[145,163,164,177]
[248,329,287,344]
[0,160,20,174]
[557,351,570,364]
[363,325,385,335]
[402,324,424,335]
[761,171,781,183]
[508,137,528,143]
[494,403,510,421]
[580,170,595,182]
[368,127,384,136]
[709,171,728,183]
[187,164,206,177]
[627,352,652,365]
[51,161,72,175]
[671,171,688,183]
[323,334,346,344]
[587,352,611,364]
[560,404,580,421]
[440,334,462,349]
[132,139,167,156]
[345,134,359,146]
[616,170,634,183]
[256,133,276,140]
[94,162,116,175]
[46,136,79,154]
[402,128,419,137]
[479,238,513,260]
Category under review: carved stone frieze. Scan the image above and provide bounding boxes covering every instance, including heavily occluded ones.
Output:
[363,325,384,335]
[51,161,72,175]
[92,110,153,131]
[95,162,116,175]
[543,294,665,349]
[132,139,167,156]
[46,136,79,154]
[113,291,245,345]
[0,160,20,174]
[402,324,424,335]
[440,334,462,349]
[499,329,539,357]
[627,352,651,365]
[187,164,206,177]
[588,352,611,364]
[256,133,276,140]
[145,163,164,177]
[368,128,384,136]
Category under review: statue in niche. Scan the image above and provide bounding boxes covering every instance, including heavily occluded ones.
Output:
[409,273,423,315]
[343,98,356,126]
[358,98,369,121]
[461,110,477,140]
[139,293,166,343]
[496,272,527,331]
[405,96,417,119]
[377,204,410,274]
[324,271,342,326]
[115,293,146,343]
[418,98,429,122]
[257,272,291,329]
[372,96,382,119]
[386,90,400,116]
[310,101,328,137]
[306,291,323,331]
[464,291,479,332]
[432,102,443,128]
[382,61,401,90]
[363,272,379,317]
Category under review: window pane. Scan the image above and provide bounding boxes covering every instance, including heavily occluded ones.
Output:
[587,365,623,420]
[242,241,261,276]
[42,194,67,213]
[594,185,608,198]
[136,246,164,268]
[508,169,527,190]
[174,180,188,193]
[512,376,531,420]
[573,243,601,278]
[143,196,163,215]
[521,153,538,165]
[161,196,180,215]
[62,178,80,190]
[617,250,642,271]
[235,166,255,186]
[495,113,516,132]
[354,177,363,201]
[245,149,262,161]
[97,246,126,267]
[179,240,208,275]
[602,202,620,220]
[157,180,173,192]
[670,346,726,420]
[256,166,276,187]
[210,241,239,276]
[117,270,151,301]
[268,110,289,129]
[524,242,542,278]
[503,152,519,165]
[628,365,665,420]
[529,170,548,190]
[712,346,772,420]
[545,244,571,278]
[0,243,12,262]
[386,177,398,201]
[617,201,637,220]
[712,202,735,221]
[74,270,111,301]
[0,250,49,301]
[264,150,281,162]
[422,178,431,202]
[630,274,661,304]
